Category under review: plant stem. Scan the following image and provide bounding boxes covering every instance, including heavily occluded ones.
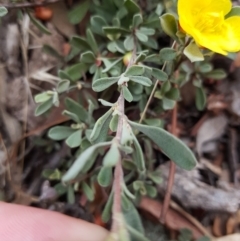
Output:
[111,34,137,233]
[139,41,176,124]
[160,103,177,223]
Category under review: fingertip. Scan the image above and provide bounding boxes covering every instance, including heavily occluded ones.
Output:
[0,202,108,241]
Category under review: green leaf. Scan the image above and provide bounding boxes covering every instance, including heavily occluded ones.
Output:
[67,185,75,204]
[66,130,82,148]
[129,76,152,86]
[129,121,197,170]
[62,142,111,182]
[48,126,75,140]
[102,58,122,73]
[160,13,178,40]
[124,0,141,14]
[58,70,71,80]
[43,45,63,60]
[34,92,52,103]
[91,15,108,35]
[65,98,88,123]
[103,142,120,167]
[151,68,168,81]
[184,41,204,62]
[198,63,213,73]
[160,48,177,61]
[92,76,119,92]
[0,7,7,17]
[125,65,144,76]
[165,87,180,100]
[28,12,51,35]
[90,108,113,141]
[103,26,130,35]
[57,80,70,93]
[145,184,157,198]
[65,63,87,81]
[97,166,112,187]
[86,28,98,55]
[195,86,206,111]
[225,6,240,18]
[132,13,143,28]
[147,171,162,184]
[68,0,90,24]
[82,182,94,201]
[124,35,134,51]
[35,99,52,116]
[132,133,146,173]
[70,36,91,51]
[136,30,148,42]
[139,27,155,36]
[122,86,133,102]
[204,69,227,80]
[80,51,96,64]
[162,97,175,110]
[123,201,144,234]
[62,110,80,123]
[109,114,119,132]
[98,99,114,107]
[102,192,113,222]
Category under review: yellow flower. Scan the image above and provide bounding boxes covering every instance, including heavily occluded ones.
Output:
[178,0,240,55]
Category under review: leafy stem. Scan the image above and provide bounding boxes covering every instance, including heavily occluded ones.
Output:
[139,40,177,124]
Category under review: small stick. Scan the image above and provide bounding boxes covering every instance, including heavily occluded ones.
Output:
[160,103,177,223]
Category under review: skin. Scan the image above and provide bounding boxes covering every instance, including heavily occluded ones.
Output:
[0,202,108,241]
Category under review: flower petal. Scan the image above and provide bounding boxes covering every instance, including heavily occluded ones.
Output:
[221,16,240,52]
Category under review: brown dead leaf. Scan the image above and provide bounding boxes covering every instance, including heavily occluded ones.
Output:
[213,216,223,237]
[139,197,204,239]
[226,216,236,235]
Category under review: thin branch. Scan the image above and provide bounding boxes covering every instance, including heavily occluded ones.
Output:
[139,41,177,124]
[0,0,61,9]
[111,33,137,233]
[160,103,177,223]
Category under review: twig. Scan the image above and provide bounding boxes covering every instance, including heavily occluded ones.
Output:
[111,92,125,232]
[111,33,137,233]
[139,40,176,124]
[0,134,11,181]
[0,0,61,9]
[160,103,177,223]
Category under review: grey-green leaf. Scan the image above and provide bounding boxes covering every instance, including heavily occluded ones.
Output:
[68,0,90,24]
[97,166,112,187]
[48,126,75,140]
[0,7,7,17]
[184,41,204,62]
[90,108,113,141]
[151,68,168,81]
[122,86,133,102]
[57,80,70,93]
[65,98,88,123]
[35,99,52,116]
[160,13,178,40]
[125,65,144,76]
[160,48,177,61]
[103,142,120,167]
[129,121,197,170]
[62,142,111,182]
[66,130,82,148]
[195,86,206,111]
[82,182,94,201]
[92,76,119,92]
[129,76,152,86]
